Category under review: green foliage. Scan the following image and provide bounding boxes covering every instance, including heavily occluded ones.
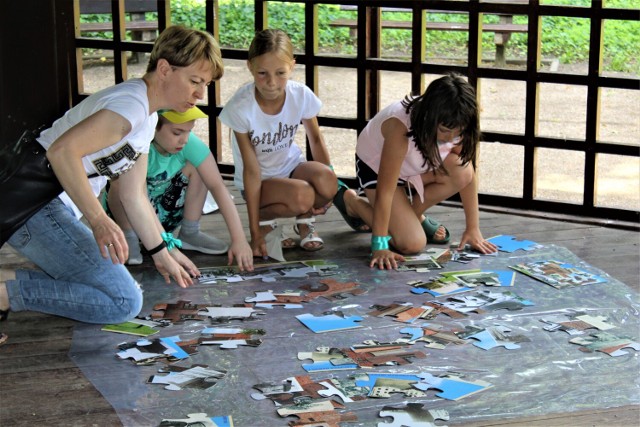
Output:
[79,0,639,73]
[169,0,206,31]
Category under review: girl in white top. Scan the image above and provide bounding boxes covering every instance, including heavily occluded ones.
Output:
[220,29,337,257]
[335,73,498,270]
[0,26,224,326]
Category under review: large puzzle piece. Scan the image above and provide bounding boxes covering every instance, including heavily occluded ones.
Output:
[200,305,264,323]
[354,373,425,398]
[541,312,615,335]
[296,312,364,333]
[437,289,534,314]
[116,336,196,365]
[412,372,493,400]
[151,300,209,323]
[159,413,233,427]
[252,375,329,405]
[397,257,442,272]
[369,303,437,323]
[408,277,472,297]
[399,324,467,349]
[569,331,640,356]
[487,234,539,252]
[198,327,265,349]
[277,400,356,427]
[298,278,366,301]
[316,377,368,403]
[297,346,359,372]
[458,325,530,350]
[341,346,426,368]
[510,259,607,289]
[149,364,226,391]
[378,403,449,427]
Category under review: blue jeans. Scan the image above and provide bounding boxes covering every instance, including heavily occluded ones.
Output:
[6,197,143,324]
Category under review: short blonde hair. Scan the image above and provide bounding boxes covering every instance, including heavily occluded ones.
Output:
[248,29,294,65]
[147,26,224,80]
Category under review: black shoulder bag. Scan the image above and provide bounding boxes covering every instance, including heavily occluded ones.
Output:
[0,128,64,246]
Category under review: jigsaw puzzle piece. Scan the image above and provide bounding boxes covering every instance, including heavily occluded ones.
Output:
[277,400,357,426]
[296,313,363,333]
[541,313,615,335]
[149,365,226,391]
[569,331,640,356]
[355,373,425,398]
[413,373,492,400]
[317,378,368,403]
[298,347,359,372]
[151,300,209,323]
[461,325,528,350]
[378,403,449,427]
[298,278,365,301]
[159,413,233,427]
[487,235,539,252]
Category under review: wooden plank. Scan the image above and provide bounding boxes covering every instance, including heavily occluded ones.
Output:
[79,20,158,32]
[0,182,637,425]
[329,18,527,34]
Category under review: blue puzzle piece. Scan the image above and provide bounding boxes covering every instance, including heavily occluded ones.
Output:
[301,360,360,372]
[486,269,516,286]
[399,327,424,342]
[160,336,190,359]
[414,373,491,400]
[487,235,538,253]
[296,313,363,333]
[465,327,522,350]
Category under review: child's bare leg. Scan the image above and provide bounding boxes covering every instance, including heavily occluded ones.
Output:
[415,154,474,241]
[364,187,426,254]
[290,161,337,213]
[257,178,316,247]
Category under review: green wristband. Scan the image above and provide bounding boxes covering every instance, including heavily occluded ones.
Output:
[162,232,183,251]
[371,235,391,252]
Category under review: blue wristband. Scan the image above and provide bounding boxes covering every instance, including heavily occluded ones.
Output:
[162,232,183,251]
[371,235,391,252]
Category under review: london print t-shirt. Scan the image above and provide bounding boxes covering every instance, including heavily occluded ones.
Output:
[219,80,322,190]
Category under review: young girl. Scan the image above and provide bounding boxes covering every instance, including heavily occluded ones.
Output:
[0,26,222,326]
[106,107,254,271]
[219,29,337,257]
[333,73,498,270]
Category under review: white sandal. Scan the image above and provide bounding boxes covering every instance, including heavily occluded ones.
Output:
[294,217,324,252]
[259,220,296,249]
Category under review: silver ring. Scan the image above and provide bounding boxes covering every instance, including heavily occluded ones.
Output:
[107,243,114,247]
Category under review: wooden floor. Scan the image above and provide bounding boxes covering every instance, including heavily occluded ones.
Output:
[1,183,638,426]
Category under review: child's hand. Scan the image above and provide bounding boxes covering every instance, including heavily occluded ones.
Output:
[152,250,196,288]
[370,249,405,270]
[228,240,254,271]
[458,229,498,254]
[167,249,201,278]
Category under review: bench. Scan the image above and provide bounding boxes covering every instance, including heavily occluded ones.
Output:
[78,0,158,61]
[330,6,528,67]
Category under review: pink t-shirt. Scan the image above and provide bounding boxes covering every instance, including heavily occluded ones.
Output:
[355,100,454,203]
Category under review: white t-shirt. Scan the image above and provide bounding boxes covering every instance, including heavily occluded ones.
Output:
[219,80,322,190]
[37,78,157,217]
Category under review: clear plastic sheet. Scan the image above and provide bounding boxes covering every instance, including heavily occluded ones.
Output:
[70,245,640,426]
